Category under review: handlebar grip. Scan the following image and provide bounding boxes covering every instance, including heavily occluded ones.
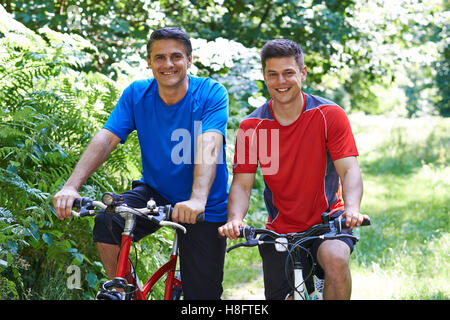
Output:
[165,206,205,223]
[73,197,93,209]
[196,213,205,223]
[238,226,252,238]
[334,217,371,229]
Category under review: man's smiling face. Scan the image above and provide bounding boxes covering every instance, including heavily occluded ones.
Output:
[263,56,307,107]
[147,39,192,90]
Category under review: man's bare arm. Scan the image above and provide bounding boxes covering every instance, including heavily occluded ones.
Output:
[172,131,223,224]
[218,172,255,240]
[53,129,121,219]
[334,156,368,228]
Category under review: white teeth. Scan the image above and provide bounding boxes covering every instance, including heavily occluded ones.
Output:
[277,88,288,92]
[162,72,175,75]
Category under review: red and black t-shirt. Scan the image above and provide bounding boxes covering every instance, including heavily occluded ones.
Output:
[233,92,358,233]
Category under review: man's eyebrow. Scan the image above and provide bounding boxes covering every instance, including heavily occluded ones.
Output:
[266,67,296,73]
[153,51,185,57]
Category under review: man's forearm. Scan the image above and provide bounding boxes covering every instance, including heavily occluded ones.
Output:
[227,182,251,222]
[190,162,216,204]
[217,172,255,239]
[190,132,222,203]
[65,129,119,190]
[341,166,363,212]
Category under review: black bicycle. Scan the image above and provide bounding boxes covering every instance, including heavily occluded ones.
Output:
[227,213,371,300]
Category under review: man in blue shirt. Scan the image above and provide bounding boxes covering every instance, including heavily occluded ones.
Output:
[53,27,229,299]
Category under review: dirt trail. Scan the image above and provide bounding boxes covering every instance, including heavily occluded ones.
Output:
[222,273,265,300]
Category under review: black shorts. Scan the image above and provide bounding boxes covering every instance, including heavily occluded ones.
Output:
[92,180,226,299]
[258,213,356,300]
[92,180,167,244]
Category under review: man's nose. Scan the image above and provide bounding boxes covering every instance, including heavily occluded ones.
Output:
[164,58,175,68]
[276,74,287,84]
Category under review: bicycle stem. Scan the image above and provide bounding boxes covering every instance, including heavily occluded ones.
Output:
[122,212,136,237]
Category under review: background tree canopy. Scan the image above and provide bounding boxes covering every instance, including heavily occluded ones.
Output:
[2,0,448,116]
[0,0,448,299]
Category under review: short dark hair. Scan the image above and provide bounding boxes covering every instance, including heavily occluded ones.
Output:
[260,39,304,71]
[146,27,192,58]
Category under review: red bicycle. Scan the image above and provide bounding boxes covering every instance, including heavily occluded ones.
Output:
[72,192,203,300]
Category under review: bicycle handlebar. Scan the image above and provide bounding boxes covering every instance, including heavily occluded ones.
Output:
[227,215,371,253]
[71,193,205,233]
[238,217,370,239]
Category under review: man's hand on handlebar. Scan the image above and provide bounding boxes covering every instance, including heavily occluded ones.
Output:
[218,219,245,240]
[172,198,205,224]
[53,186,81,220]
[340,208,370,229]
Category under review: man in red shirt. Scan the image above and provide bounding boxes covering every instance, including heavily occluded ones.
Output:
[219,39,369,300]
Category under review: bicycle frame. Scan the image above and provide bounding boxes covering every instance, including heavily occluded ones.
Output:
[104,210,182,300]
[141,232,181,300]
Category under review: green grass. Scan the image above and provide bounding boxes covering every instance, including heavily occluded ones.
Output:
[350,114,449,299]
[222,114,450,300]
[352,166,449,299]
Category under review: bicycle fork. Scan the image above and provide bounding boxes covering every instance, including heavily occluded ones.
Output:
[292,261,323,300]
[163,231,181,300]
[97,212,145,300]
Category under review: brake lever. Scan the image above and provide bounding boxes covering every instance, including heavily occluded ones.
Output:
[72,205,97,217]
[226,239,259,253]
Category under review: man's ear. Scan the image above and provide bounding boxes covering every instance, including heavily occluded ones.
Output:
[262,70,268,86]
[301,65,307,81]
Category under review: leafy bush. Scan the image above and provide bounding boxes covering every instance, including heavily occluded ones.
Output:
[0,6,142,299]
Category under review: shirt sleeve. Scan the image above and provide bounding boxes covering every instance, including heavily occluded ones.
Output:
[103,84,136,144]
[232,119,259,174]
[200,80,228,139]
[323,106,359,161]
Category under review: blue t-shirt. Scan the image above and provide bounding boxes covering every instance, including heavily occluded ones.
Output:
[103,75,229,222]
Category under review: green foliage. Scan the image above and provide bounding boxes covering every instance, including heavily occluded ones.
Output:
[0,7,142,299]
[2,0,447,116]
[0,0,448,300]
[434,43,450,116]
[1,0,152,77]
